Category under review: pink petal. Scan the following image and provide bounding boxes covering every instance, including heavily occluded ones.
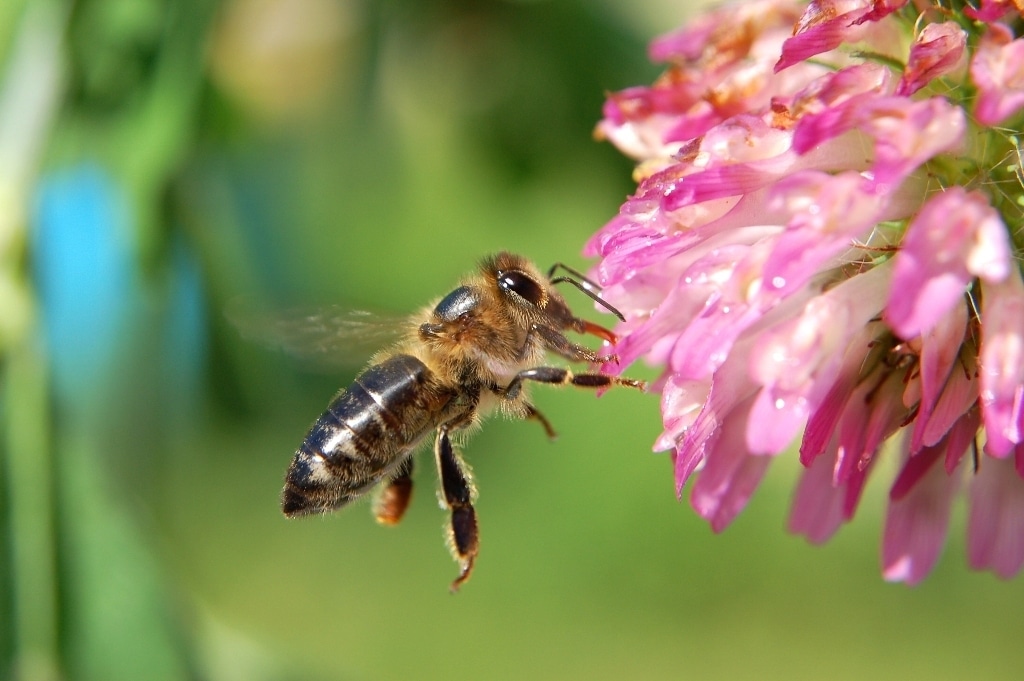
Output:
[788,441,847,543]
[840,460,872,520]
[649,0,802,62]
[667,242,779,380]
[691,395,772,532]
[907,300,968,453]
[967,455,1024,578]
[799,322,884,464]
[851,0,909,24]
[746,386,811,456]
[971,23,1024,126]
[964,0,1020,22]
[788,62,891,115]
[980,272,1024,457]
[661,117,798,213]
[889,439,945,501]
[775,0,902,72]
[792,97,965,188]
[598,0,808,162]
[762,172,885,295]
[883,442,961,585]
[944,408,982,474]
[835,364,910,482]
[747,264,892,454]
[858,99,966,188]
[674,348,759,492]
[885,188,1011,339]
[896,21,967,97]
[654,375,709,453]
[789,439,873,541]
[919,348,979,451]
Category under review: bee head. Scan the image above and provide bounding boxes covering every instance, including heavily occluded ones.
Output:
[489,253,577,330]
[418,253,571,356]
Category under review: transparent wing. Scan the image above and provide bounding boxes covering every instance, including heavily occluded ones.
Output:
[226,299,411,370]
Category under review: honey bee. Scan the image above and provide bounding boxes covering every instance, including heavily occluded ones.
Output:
[280,252,645,590]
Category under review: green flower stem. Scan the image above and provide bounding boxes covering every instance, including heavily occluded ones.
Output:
[3,339,60,681]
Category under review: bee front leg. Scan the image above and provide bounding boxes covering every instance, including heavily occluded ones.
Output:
[517,323,609,364]
[435,425,479,592]
[504,367,646,400]
[373,456,414,526]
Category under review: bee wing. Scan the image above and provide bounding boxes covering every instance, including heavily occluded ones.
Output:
[227,300,411,370]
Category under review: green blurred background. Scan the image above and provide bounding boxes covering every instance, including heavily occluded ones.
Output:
[1,1,1022,680]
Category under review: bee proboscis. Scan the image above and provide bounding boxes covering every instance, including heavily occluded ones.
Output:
[281,252,645,590]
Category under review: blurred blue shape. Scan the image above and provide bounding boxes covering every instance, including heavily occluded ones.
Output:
[32,163,137,402]
[163,232,207,417]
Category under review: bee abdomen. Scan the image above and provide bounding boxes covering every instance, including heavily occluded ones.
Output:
[282,354,448,517]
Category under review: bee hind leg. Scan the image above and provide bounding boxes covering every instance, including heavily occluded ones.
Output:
[435,425,479,592]
[373,457,414,526]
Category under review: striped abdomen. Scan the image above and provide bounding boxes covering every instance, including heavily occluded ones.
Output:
[282,354,455,516]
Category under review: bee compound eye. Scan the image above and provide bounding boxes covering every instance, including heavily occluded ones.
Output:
[497,270,545,307]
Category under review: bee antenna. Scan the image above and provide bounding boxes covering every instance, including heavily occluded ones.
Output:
[548,275,626,322]
[547,262,602,291]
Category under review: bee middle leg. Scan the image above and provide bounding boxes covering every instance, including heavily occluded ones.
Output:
[525,403,558,440]
[491,381,558,440]
[434,425,479,592]
[504,367,646,400]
